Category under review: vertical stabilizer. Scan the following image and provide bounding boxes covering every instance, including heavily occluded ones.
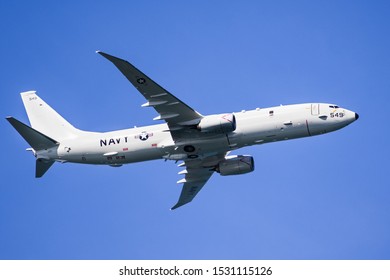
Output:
[21,91,80,140]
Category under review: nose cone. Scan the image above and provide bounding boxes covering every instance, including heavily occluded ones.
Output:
[341,109,359,127]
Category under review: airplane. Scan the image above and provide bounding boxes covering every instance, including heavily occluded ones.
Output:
[6,51,359,210]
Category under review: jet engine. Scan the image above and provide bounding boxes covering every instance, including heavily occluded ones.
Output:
[216,155,254,176]
[197,113,236,133]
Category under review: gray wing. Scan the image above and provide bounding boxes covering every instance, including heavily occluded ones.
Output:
[98,52,225,209]
[97,52,203,130]
[171,167,214,210]
[171,153,227,210]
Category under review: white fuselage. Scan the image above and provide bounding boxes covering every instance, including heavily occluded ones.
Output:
[39,103,356,166]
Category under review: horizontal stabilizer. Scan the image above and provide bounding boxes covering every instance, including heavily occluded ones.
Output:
[36,158,55,178]
[6,117,58,151]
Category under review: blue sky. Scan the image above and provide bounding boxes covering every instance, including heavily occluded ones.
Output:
[1,0,389,259]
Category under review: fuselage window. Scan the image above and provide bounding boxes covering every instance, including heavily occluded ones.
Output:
[269,110,274,116]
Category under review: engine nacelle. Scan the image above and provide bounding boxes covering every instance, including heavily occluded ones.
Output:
[217,155,254,176]
[197,113,236,133]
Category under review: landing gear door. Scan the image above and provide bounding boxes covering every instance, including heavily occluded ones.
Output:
[311,103,320,116]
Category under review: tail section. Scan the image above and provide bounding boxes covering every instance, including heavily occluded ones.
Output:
[6,116,58,177]
[21,91,80,140]
[8,91,81,177]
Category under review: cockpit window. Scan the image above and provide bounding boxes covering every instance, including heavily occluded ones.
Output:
[329,105,339,109]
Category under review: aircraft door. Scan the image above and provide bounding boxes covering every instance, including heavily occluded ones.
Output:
[311,103,320,116]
